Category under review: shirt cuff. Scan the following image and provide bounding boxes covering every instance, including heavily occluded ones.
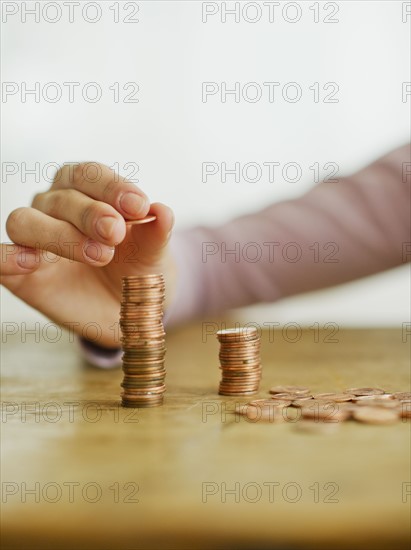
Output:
[78,337,122,369]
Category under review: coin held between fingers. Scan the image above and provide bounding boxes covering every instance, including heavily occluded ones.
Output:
[125,215,157,226]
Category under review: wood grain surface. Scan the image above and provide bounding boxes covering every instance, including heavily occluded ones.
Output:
[1,324,410,549]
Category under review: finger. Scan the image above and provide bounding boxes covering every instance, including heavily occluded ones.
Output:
[6,207,115,266]
[0,244,41,278]
[127,203,174,263]
[51,163,150,220]
[32,189,126,247]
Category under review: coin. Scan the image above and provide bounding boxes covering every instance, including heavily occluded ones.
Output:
[120,274,166,408]
[270,385,310,396]
[313,393,354,402]
[217,327,258,337]
[271,392,309,401]
[125,215,157,225]
[353,406,399,425]
[233,383,409,432]
[354,394,393,401]
[345,387,385,396]
[217,326,261,396]
[391,392,411,401]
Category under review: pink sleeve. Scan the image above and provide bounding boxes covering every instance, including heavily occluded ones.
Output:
[78,337,122,369]
[166,144,411,325]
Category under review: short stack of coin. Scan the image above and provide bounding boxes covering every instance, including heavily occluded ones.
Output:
[217,327,261,396]
[120,274,166,408]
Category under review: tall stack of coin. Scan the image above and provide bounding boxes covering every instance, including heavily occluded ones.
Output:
[217,327,261,396]
[120,274,166,407]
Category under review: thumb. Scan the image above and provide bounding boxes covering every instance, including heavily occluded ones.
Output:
[122,203,174,265]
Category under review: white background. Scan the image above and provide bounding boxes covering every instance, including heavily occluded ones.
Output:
[1,0,410,327]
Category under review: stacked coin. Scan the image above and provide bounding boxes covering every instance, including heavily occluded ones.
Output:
[217,327,261,396]
[120,274,166,408]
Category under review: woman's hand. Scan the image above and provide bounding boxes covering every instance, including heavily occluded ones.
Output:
[0,163,175,347]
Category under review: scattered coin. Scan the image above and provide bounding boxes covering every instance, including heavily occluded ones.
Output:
[269,385,310,396]
[313,392,354,402]
[345,387,385,396]
[354,394,393,401]
[391,392,411,401]
[125,215,157,225]
[217,327,261,396]
[120,274,166,408]
[232,383,409,430]
[271,392,310,401]
[232,386,411,434]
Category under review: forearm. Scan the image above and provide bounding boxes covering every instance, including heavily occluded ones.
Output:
[167,144,411,325]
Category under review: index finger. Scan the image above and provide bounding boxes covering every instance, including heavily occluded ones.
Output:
[51,163,150,220]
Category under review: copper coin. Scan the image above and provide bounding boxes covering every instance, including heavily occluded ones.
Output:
[270,385,310,396]
[121,394,165,402]
[354,394,392,401]
[120,273,166,408]
[121,397,164,408]
[122,369,166,377]
[125,216,157,225]
[123,386,166,395]
[313,393,354,402]
[123,355,166,363]
[219,390,259,396]
[391,392,411,401]
[217,327,258,336]
[220,375,262,380]
[271,392,307,401]
[122,374,166,382]
[219,363,261,369]
[345,387,385,396]
[220,383,260,388]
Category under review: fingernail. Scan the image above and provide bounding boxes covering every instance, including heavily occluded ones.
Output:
[119,192,148,216]
[96,217,117,240]
[17,251,38,269]
[83,240,114,262]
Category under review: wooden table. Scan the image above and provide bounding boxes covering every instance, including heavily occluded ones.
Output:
[1,325,410,549]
